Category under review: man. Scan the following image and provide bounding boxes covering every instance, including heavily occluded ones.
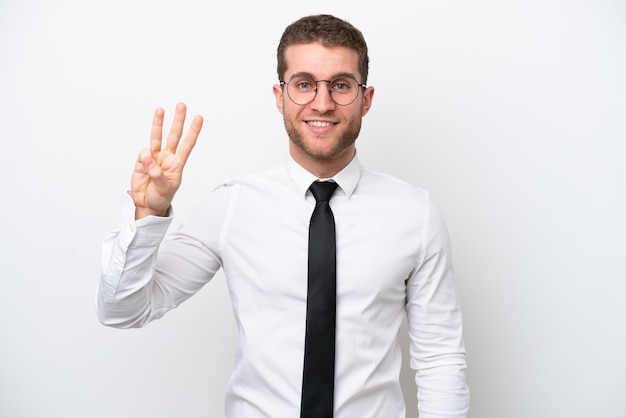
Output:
[97,14,469,417]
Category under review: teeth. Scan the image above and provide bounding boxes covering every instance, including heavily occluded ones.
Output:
[308,121,333,127]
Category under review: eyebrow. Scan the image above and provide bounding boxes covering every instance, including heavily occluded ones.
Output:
[288,71,359,81]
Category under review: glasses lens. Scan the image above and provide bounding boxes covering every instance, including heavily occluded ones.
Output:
[328,77,359,106]
[286,76,317,106]
[286,76,361,106]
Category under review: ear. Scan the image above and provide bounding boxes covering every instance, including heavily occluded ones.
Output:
[273,84,285,114]
[361,86,374,116]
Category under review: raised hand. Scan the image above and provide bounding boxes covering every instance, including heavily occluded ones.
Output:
[131,103,204,219]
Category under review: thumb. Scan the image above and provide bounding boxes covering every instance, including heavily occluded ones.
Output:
[142,155,155,172]
[142,155,165,185]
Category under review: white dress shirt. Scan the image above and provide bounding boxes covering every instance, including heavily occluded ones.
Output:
[97,154,469,417]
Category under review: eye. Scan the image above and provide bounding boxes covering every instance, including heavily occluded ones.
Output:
[331,78,354,93]
[292,77,316,91]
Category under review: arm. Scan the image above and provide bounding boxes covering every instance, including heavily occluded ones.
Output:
[96,103,210,327]
[96,192,227,328]
[96,197,175,328]
[406,196,470,417]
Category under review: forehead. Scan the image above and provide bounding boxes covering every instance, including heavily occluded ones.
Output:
[283,42,360,79]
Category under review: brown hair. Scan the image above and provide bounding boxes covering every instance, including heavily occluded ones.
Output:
[276,14,369,84]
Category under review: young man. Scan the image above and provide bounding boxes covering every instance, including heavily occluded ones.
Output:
[97,14,469,417]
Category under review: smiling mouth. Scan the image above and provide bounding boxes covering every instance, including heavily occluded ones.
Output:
[307,121,335,127]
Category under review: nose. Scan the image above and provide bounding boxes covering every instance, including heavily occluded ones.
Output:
[310,81,336,113]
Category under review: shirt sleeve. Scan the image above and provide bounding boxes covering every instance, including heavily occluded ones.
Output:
[96,188,229,328]
[405,194,470,417]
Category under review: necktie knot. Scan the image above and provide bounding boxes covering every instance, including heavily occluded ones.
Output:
[310,181,338,203]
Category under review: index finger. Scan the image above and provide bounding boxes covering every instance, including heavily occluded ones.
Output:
[149,107,165,154]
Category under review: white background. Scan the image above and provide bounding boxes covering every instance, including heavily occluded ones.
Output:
[1,1,625,417]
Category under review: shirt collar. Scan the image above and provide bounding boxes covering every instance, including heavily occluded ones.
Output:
[286,152,362,200]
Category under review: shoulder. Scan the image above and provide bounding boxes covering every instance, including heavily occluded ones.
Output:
[359,167,432,203]
[213,165,285,189]
[209,165,291,203]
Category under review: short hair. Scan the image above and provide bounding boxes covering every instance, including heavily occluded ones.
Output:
[277,14,369,84]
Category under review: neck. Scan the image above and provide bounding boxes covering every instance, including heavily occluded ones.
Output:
[290,147,355,179]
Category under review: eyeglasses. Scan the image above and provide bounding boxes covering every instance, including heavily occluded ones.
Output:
[279,75,366,106]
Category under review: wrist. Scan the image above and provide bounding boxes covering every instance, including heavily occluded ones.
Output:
[135,206,170,220]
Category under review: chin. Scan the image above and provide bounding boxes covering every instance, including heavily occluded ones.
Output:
[286,120,358,162]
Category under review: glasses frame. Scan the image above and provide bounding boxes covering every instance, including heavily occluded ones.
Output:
[279,75,367,106]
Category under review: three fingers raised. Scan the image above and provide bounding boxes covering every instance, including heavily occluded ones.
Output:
[149,103,203,164]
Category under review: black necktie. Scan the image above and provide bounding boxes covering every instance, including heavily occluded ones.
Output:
[301,180,339,418]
